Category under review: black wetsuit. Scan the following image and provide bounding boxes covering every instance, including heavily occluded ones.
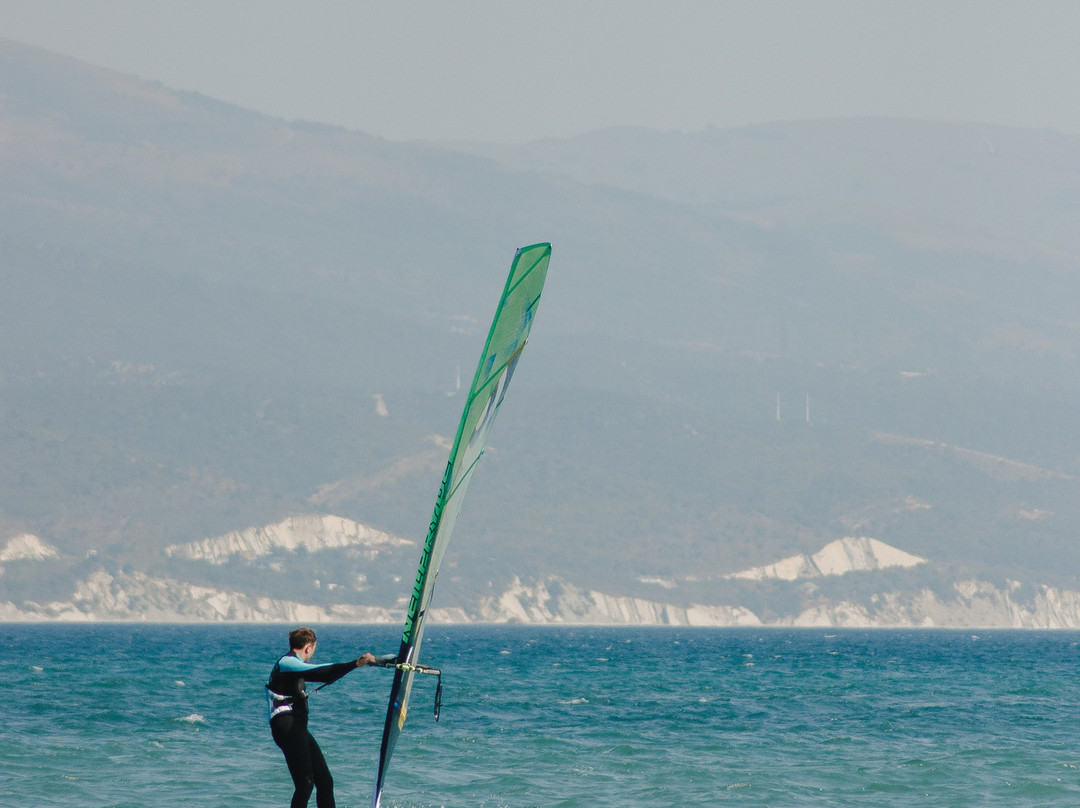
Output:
[267,652,357,808]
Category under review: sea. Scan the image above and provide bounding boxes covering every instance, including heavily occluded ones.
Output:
[6,624,1080,807]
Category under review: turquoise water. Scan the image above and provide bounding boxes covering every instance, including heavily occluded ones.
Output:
[6,624,1080,807]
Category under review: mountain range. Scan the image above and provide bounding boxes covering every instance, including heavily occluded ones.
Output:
[3,38,1080,626]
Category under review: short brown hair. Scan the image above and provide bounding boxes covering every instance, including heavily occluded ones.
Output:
[289,627,317,650]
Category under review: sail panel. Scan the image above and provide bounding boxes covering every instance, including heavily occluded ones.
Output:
[372,242,551,808]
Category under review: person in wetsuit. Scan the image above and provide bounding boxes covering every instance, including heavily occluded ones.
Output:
[267,626,378,808]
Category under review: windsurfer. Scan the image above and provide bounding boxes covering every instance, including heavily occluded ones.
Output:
[267,627,377,808]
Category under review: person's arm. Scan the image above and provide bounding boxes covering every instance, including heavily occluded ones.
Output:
[277,653,377,684]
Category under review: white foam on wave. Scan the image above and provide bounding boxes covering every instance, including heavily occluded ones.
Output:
[175,713,206,724]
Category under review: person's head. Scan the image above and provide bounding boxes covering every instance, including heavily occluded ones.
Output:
[289,627,317,660]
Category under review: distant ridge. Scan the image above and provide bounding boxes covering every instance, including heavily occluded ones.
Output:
[3,38,1080,625]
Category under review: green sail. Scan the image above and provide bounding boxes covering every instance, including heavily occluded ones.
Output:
[372,242,552,808]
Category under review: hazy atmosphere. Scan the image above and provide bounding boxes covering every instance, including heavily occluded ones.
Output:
[3,5,1080,628]
[5,1,1080,142]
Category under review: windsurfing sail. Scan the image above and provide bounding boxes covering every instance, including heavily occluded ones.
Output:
[371,242,552,808]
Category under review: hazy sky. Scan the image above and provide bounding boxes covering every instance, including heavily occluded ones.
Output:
[4,1,1080,143]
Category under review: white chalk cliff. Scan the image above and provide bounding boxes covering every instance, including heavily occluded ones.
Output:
[726,536,926,581]
[3,522,1078,628]
[477,576,761,626]
[4,567,1080,629]
[0,533,59,562]
[165,514,412,564]
[0,568,399,623]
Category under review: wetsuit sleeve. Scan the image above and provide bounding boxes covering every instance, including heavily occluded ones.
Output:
[276,655,357,684]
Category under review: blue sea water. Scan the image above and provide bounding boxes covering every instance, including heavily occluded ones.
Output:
[6,624,1080,807]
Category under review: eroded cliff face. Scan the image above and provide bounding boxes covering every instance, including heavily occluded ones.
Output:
[4,520,1079,628]
[471,575,1080,629]
[725,537,926,582]
[0,568,399,623]
[6,568,1080,629]
[165,514,413,563]
[0,534,59,562]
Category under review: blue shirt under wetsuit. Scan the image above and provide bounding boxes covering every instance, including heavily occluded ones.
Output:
[267,652,359,808]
